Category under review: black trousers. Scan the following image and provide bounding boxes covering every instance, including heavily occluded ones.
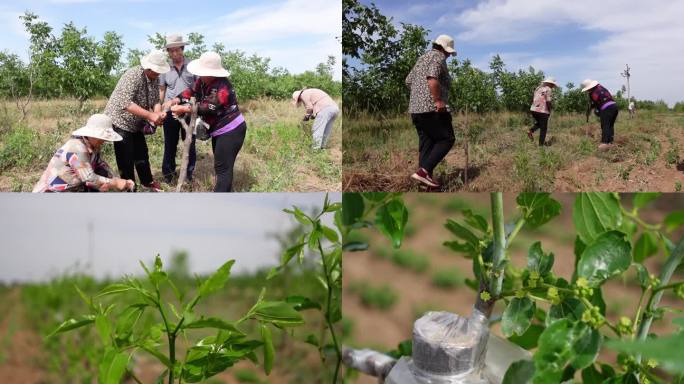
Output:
[530,111,550,146]
[411,112,455,175]
[113,127,153,186]
[600,104,618,144]
[162,111,196,181]
[211,122,246,192]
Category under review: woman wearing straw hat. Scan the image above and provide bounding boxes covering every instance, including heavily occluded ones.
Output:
[168,51,246,192]
[291,88,339,149]
[581,79,618,150]
[527,77,558,146]
[105,50,170,192]
[33,114,135,192]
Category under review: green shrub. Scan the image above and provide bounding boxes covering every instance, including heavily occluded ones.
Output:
[431,268,464,289]
[391,250,430,272]
[360,284,398,310]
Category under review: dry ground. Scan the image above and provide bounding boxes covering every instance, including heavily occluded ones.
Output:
[343,111,684,192]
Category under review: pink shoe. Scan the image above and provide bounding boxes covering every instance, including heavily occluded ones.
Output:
[411,168,440,187]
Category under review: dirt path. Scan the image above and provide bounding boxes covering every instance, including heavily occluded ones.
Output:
[0,287,49,383]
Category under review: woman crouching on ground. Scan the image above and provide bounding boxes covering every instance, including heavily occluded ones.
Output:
[168,52,246,192]
[33,114,135,192]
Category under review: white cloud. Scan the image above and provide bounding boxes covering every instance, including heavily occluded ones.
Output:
[451,0,684,105]
[208,0,342,80]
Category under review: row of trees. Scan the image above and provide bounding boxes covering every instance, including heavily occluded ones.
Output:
[343,0,672,114]
[0,12,340,107]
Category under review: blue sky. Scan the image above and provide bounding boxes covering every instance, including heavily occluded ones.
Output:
[0,193,340,283]
[359,0,683,106]
[0,0,342,80]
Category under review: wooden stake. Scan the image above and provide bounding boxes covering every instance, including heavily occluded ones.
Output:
[175,97,197,192]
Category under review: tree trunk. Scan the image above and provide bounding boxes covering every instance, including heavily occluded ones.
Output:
[176,97,197,192]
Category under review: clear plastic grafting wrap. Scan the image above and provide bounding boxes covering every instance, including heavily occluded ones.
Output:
[410,309,490,384]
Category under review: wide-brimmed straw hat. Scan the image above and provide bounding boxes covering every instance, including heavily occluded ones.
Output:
[165,33,188,49]
[187,52,230,77]
[72,114,122,142]
[542,77,558,87]
[433,34,456,54]
[292,89,305,106]
[581,79,599,92]
[140,50,170,74]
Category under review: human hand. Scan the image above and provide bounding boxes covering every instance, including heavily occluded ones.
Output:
[148,111,165,126]
[435,100,447,112]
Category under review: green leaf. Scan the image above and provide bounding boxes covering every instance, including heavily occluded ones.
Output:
[261,324,274,375]
[570,323,601,370]
[517,193,562,228]
[577,231,632,287]
[342,193,364,226]
[634,231,659,262]
[362,192,388,202]
[573,193,622,244]
[445,219,480,246]
[184,317,243,333]
[664,211,684,233]
[508,324,545,350]
[503,359,534,384]
[547,298,585,326]
[98,348,129,384]
[633,192,661,209]
[533,319,600,383]
[633,264,650,289]
[527,241,554,275]
[375,199,408,248]
[606,323,684,375]
[95,314,112,346]
[343,241,369,252]
[252,301,304,327]
[320,225,339,243]
[502,297,535,337]
[96,283,134,297]
[47,315,96,338]
[462,209,488,233]
[285,295,321,311]
[140,342,172,368]
[199,260,235,297]
[281,242,305,266]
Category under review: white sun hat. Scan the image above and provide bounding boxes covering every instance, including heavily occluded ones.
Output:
[581,79,599,92]
[187,52,230,77]
[72,114,122,142]
[292,89,305,106]
[433,34,456,54]
[140,50,170,74]
[542,77,558,87]
[165,33,188,49]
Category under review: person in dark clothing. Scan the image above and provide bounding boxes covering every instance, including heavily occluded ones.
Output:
[581,79,618,150]
[405,34,457,188]
[168,51,246,192]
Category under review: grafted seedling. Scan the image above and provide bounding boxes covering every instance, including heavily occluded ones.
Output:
[48,255,304,384]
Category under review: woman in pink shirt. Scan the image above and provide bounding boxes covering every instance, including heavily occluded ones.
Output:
[292,88,339,149]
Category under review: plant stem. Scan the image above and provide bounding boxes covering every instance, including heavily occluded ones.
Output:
[506,217,525,249]
[635,236,684,362]
[318,238,341,383]
[476,193,506,318]
[157,300,176,384]
[128,369,144,384]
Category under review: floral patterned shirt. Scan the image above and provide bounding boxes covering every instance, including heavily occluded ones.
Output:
[33,137,114,192]
[588,84,614,109]
[406,49,451,114]
[104,66,160,132]
[530,85,553,114]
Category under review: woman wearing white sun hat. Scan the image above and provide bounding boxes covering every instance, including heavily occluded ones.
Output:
[33,114,135,192]
[528,77,558,146]
[105,49,170,191]
[581,79,618,150]
[291,88,339,149]
[168,51,246,192]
